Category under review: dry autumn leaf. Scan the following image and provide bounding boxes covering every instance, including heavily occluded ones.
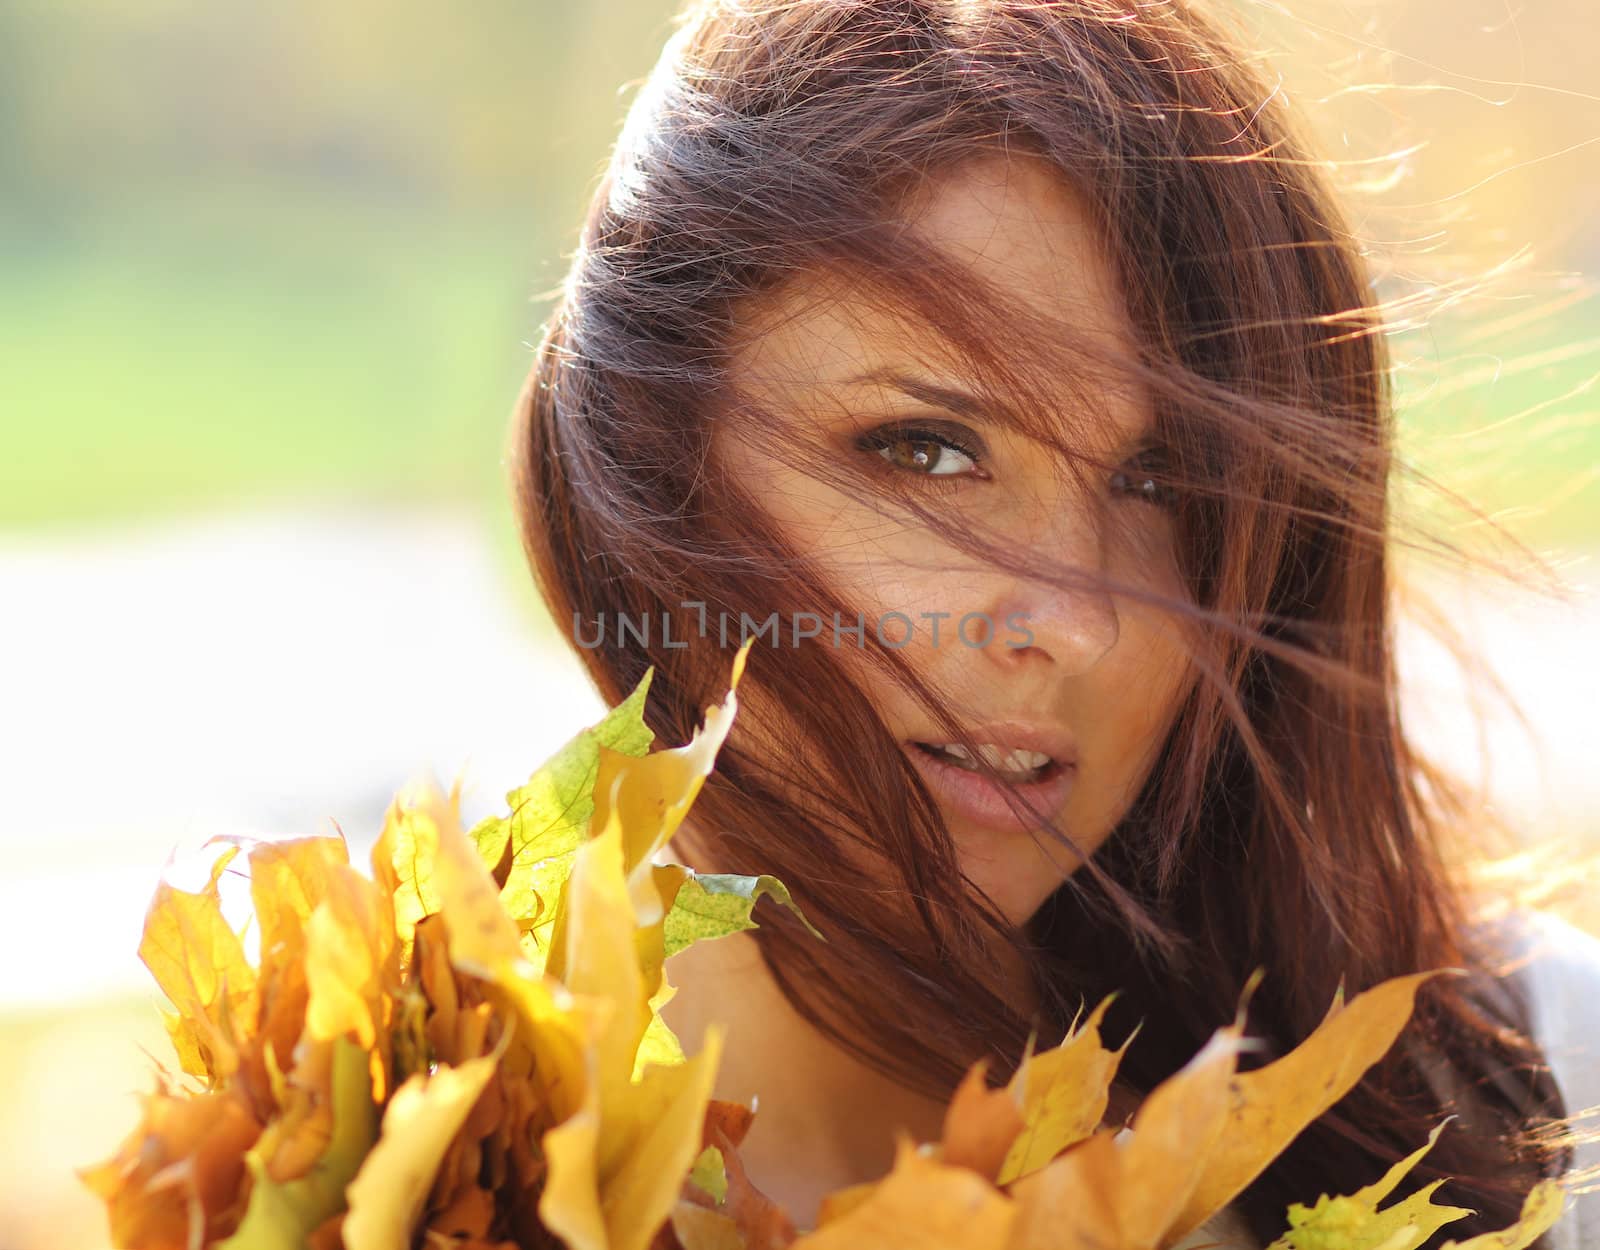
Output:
[341,1028,512,1250]
[938,1059,1026,1182]
[82,638,1572,1250]
[996,994,1129,1185]
[744,970,1563,1250]
[790,1137,1016,1249]
[83,641,826,1250]
[1171,970,1447,1240]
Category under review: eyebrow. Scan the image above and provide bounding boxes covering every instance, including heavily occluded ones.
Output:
[845,369,991,420]
[846,367,1158,452]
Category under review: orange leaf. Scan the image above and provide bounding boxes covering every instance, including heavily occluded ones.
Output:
[940,1058,1026,1182]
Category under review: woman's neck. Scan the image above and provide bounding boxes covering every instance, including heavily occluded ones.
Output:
[653,831,1144,1225]
[658,925,952,1228]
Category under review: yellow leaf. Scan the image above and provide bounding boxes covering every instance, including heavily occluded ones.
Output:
[553,808,651,1105]
[539,1064,606,1250]
[600,1024,727,1250]
[689,1145,728,1205]
[1438,1181,1567,1250]
[1121,1024,1243,1249]
[940,1059,1025,1182]
[160,1007,211,1080]
[1006,1130,1123,1250]
[672,1201,746,1250]
[246,837,352,1083]
[1349,1121,1455,1210]
[634,965,688,1079]
[997,995,1127,1186]
[1172,970,1444,1239]
[422,780,529,977]
[1260,1121,1473,1250]
[535,808,727,1250]
[1003,1025,1242,1250]
[342,1028,512,1250]
[792,1135,1017,1249]
[515,853,577,977]
[498,973,611,1127]
[303,863,392,1052]
[590,640,754,911]
[247,837,349,970]
[376,789,442,959]
[214,1038,379,1250]
[139,844,258,1082]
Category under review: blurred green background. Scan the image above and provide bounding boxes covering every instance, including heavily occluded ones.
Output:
[0,0,675,533]
[0,1,1595,1247]
[0,0,1595,541]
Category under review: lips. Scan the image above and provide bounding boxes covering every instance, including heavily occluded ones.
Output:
[901,724,1078,835]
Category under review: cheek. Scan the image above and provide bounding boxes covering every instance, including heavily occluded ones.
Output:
[1100,525,1195,748]
[1085,618,1193,788]
[759,483,973,623]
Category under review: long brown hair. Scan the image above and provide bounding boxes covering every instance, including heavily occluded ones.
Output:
[509,0,1576,1241]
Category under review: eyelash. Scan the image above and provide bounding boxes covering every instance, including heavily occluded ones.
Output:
[1111,446,1180,509]
[855,420,1179,508]
[855,421,989,489]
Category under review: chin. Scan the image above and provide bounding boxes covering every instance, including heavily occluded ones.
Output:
[955,849,1072,929]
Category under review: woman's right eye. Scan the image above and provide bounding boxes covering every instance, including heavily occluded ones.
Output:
[854,420,989,482]
[1110,444,1181,510]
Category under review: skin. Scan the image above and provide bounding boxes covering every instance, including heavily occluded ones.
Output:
[660,151,1197,1227]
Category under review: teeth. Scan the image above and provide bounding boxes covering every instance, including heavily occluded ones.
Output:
[926,743,1053,775]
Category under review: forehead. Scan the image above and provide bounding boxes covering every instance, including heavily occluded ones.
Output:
[725,151,1142,418]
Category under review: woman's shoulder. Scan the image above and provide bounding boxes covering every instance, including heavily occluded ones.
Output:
[1485,908,1600,1096]
[1484,908,1600,1250]
[1179,912,1600,1250]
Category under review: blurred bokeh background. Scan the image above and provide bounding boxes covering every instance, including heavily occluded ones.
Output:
[0,0,1595,1245]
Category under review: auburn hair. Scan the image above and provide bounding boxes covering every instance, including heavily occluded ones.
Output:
[509,0,1576,1242]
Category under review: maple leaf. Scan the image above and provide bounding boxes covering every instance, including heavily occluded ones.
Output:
[1172,970,1446,1239]
[997,994,1129,1185]
[1438,1182,1567,1250]
[791,1137,1017,1249]
[938,1058,1026,1182]
[341,1028,513,1250]
[213,1037,379,1250]
[1004,1019,1244,1250]
[77,1080,262,1250]
[86,633,1563,1250]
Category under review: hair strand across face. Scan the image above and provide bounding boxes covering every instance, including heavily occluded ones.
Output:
[510,3,1580,1240]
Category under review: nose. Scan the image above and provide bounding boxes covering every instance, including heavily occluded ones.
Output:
[986,568,1120,675]
[980,486,1121,676]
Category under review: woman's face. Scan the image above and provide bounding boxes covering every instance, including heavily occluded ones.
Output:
[713,153,1196,928]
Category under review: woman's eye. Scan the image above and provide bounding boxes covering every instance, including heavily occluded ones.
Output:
[1110,448,1178,508]
[856,422,987,480]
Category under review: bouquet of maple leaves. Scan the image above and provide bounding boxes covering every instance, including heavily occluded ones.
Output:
[81,641,1569,1250]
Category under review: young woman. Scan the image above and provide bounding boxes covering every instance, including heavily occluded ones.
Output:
[510,0,1599,1244]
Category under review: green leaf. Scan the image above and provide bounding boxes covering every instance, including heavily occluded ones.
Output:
[341,1038,508,1250]
[690,1145,729,1205]
[215,1038,379,1250]
[472,669,656,938]
[1263,1122,1473,1250]
[1439,1181,1567,1250]
[632,991,687,1079]
[662,870,825,959]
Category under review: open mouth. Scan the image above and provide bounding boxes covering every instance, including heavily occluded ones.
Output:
[909,740,1067,785]
[902,735,1078,834]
